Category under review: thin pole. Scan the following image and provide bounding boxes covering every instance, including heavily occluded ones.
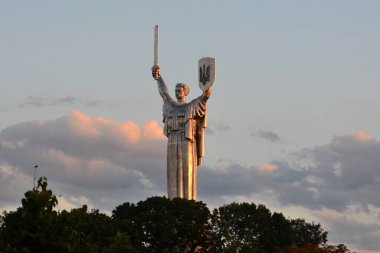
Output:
[33,165,38,190]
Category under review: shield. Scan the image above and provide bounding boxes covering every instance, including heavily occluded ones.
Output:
[198,57,216,91]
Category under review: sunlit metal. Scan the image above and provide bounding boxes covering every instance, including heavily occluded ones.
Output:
[152,66,212,200]
[151,26,215,200]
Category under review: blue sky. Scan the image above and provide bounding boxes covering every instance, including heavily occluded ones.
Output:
[1,1,380,252]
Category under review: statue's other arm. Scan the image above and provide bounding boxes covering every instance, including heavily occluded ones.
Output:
[194,87,212,112]
[201,87,212,103]
[191,86,211,121]
[194,87,211,166]
[152,66,172,101]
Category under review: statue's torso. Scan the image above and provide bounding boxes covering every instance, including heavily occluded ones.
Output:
[165,104,187,133]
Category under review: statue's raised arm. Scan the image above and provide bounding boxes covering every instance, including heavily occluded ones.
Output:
[200,86,212,104]
[152,66,173,102]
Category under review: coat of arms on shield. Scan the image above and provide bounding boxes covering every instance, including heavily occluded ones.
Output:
[198,57,216,91]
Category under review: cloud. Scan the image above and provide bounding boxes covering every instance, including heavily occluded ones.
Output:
[19,96,103,108]
[0,111,166,211]
[353,131,374,142]
[0,165,32,208]
[56,195,94,211]
[197,132,380,251]
[252,129,281,142]
[206,122,230,135]
[257,163,278,173]
[316,211,380,251]
[1,117,379,252]
[2,122,378,213]
[201,131,380,211]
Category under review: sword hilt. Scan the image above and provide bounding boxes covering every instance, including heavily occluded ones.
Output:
[152,65,160,80]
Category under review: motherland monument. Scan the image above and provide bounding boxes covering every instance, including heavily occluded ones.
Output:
[151,25,216,200]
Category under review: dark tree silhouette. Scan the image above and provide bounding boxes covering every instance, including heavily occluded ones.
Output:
[0,178,355,253]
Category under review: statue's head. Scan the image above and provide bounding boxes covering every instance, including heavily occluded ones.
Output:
[175,83,190,100]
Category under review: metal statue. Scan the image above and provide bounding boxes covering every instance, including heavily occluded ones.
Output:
[151,25,215,200]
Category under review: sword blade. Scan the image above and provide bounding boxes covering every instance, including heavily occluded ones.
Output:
[154,25,159,66]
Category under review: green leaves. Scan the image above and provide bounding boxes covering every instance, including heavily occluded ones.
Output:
[211,203,328,253]
[289,218,328,246]
[1,177,59,253]
[0,179,354,253]
[112,196,212,253]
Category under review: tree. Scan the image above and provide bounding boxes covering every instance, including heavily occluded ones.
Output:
[0,177,59,253]
[0,177,128,253]
[211,203,325,253]
[112,196,212,252]
[289,218,328,246]
[270,212,294,249]
[102,231,137,253]
[0,179,355,253]
[56,205,117,253]
[211,202,292,252]
[278,243,356,253]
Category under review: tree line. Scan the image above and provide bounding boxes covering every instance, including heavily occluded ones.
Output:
[0,177,355,253]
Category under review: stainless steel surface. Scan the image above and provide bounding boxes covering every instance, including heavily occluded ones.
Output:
[152,67,212,200]
[198,57,216,91]
[154,25,159,67]
[151,26,215,200]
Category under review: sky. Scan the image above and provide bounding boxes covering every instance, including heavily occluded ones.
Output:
[1,1,380,252]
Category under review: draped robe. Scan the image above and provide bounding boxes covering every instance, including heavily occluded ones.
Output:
[157,77,209,200]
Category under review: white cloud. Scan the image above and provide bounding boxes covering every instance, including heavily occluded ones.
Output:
[0,164,32,208]
[56,195,93,211]
[198,131,380,252]
[1,115,379,252]
[316,211,380,251]
[0,111,166,211]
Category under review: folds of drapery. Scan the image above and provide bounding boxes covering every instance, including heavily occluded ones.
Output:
[163,96,207,166]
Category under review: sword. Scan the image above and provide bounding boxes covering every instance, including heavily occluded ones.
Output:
[154,25,159,67]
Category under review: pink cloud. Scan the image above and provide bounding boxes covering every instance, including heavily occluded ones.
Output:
[0,111,166,194]
[257,163,278,173]
[352,131,374,142]
[314,210,343,223]
[69,111,101,138]
[143,120,165,141]
[68,111,145,143]
[67,111,165,144]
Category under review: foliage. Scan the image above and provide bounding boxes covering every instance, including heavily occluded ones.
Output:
[211,202,294,253]
[56,205,117,253]
[112,196,212,252]
[0,178,128,253]
[0,178,355,253]
[0,177,59,253]
[289,218,328,246]
[102,232,137,253]
[278,243,356,253]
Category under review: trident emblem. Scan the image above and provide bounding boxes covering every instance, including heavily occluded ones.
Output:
[199,64,210,86]
[198,57,216,91]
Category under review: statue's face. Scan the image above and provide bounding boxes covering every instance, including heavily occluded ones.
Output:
[175,87,185,100]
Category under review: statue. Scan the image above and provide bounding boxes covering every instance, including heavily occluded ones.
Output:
[151,26,215,200]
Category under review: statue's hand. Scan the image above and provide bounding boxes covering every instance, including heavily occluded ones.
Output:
[152,66,160,80]
[203,87,212,98]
